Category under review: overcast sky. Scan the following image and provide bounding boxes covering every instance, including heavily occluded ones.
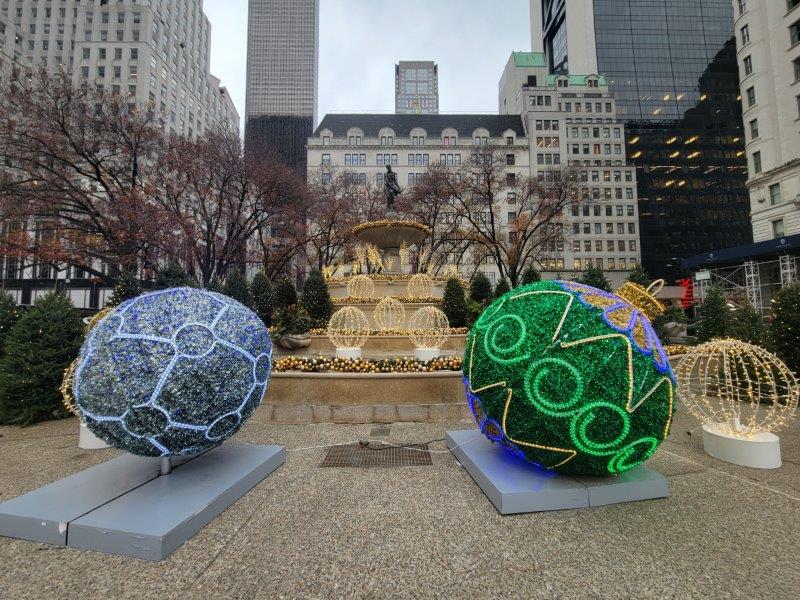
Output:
[204,0,532,129]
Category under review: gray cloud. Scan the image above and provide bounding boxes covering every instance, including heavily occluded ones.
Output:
[204,0,531,131]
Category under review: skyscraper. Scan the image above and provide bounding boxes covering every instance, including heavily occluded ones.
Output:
[245,0,319,172]
[0,0,239,136]
[532,0,752,280]
[395,61,439,115]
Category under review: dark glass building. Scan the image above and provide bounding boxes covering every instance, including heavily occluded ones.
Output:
[536,0,751,280]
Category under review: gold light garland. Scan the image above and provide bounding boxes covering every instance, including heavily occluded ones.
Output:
[308,327,468,336]
[274,355,463,374]
[326,273,466,286]
[374,298,407,331]
[408,306,451,350]
[353,220,433,236]
[333,296,441,305]
[407,273,435,300]
[676,339,799,438]
[327,306,371,349]
[346,274,376,299]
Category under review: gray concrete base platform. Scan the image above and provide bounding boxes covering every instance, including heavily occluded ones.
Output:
[446,430,668,514]
[0,443,285,561]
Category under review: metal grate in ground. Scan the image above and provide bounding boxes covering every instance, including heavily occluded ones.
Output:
[320,442,433,468]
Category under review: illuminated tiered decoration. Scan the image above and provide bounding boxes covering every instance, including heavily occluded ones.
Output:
[407,273,435,300]
[374,297,407,331]
[346,275,375,300]
[74,288,273,457]
[409,307,451,361]
[676,339,799,437]
[464,280,675,476]
[327,306,370,358]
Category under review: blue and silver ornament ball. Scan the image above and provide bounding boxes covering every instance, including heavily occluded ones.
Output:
[74,288,273,457]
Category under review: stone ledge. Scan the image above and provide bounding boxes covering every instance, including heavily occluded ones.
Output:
[254,403,471,424]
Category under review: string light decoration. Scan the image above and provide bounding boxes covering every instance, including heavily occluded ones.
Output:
[274,356,463,373]
[73,288,273,457]
[675,339,799,438]
[374,298,407,332]
[327,306,371,350]
[409,307,451,351]
[60,358,80,417]
[616,279,666,321]
[407,273,435,300]
[346,275,375,300]
[464,280,676,476]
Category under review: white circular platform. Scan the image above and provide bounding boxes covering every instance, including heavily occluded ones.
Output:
[79,422,110,450]
[335,347,362,360]
[414,348,441,362]
[701,424,782,469]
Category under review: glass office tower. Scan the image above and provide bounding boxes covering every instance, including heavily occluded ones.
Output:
[245,0,319,173]
[536,0,751,280]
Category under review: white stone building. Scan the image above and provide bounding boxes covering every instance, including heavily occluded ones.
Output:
[306,52,642,288]
[0,0,239,136]
[0,0,239,308]
[499,52,642,287]
[733,0,800,242]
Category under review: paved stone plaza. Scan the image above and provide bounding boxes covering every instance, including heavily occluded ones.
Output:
[1,409,798,599]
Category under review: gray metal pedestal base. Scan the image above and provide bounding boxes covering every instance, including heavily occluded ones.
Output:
[446,430,668,515]
[0,443,285,560]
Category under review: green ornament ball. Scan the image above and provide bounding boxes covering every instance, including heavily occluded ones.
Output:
[463,280,676,476]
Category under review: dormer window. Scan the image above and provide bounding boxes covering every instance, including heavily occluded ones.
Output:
[558,78,568,88]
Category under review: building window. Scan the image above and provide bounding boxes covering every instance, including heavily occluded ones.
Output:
[506,154,515,166]
[746,86,756,107]
[773,219,786,238]
[791,21,800,46]
[741,25,750,46]
[769,183,782,205]
[794,57,800,82]
[321,154,330,166]
[738,0,747,15]
[753,151,762,174]
[507,136,514,146]
[797,95,800,117]
[790,0,800,12]
[750,119,759,139]
[744,55,753,76]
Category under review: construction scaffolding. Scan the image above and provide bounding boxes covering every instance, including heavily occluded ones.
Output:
[693,254,795,314]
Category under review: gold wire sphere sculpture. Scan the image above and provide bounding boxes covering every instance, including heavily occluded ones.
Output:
[408,307,450,350]
[327,307,371,349]
[60,358,81,417]
[346,274,375,300]
[374,297,407,331]
[407,273,435,300]
[676,339,799,438]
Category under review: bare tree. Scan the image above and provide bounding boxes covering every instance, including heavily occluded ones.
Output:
[411,147,581,287]
[153,130,308,286]
[0,69,166,282]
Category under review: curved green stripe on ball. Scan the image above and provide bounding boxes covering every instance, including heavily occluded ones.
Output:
[524,358,584,417]
[569,402,631,456]
[464,280,675,476]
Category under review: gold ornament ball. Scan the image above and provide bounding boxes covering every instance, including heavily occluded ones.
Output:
[409,307,450,350]
[374,298,407,331]
[346,275,375,300]
[676,339,799,438]
[327,307,371,349]
[407,273,435,300]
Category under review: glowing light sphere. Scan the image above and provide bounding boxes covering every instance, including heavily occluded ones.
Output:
[74,288,273,457]
[346,275,375,300]
[409,307,450,350]
[464,280,676,476]
[374,297,407,332]
[407,273,435,300]
[327,306,370,349]
[676,339,799,438]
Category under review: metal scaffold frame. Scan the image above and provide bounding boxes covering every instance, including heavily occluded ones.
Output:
[744,261,763,314]
[780,254,798,287]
